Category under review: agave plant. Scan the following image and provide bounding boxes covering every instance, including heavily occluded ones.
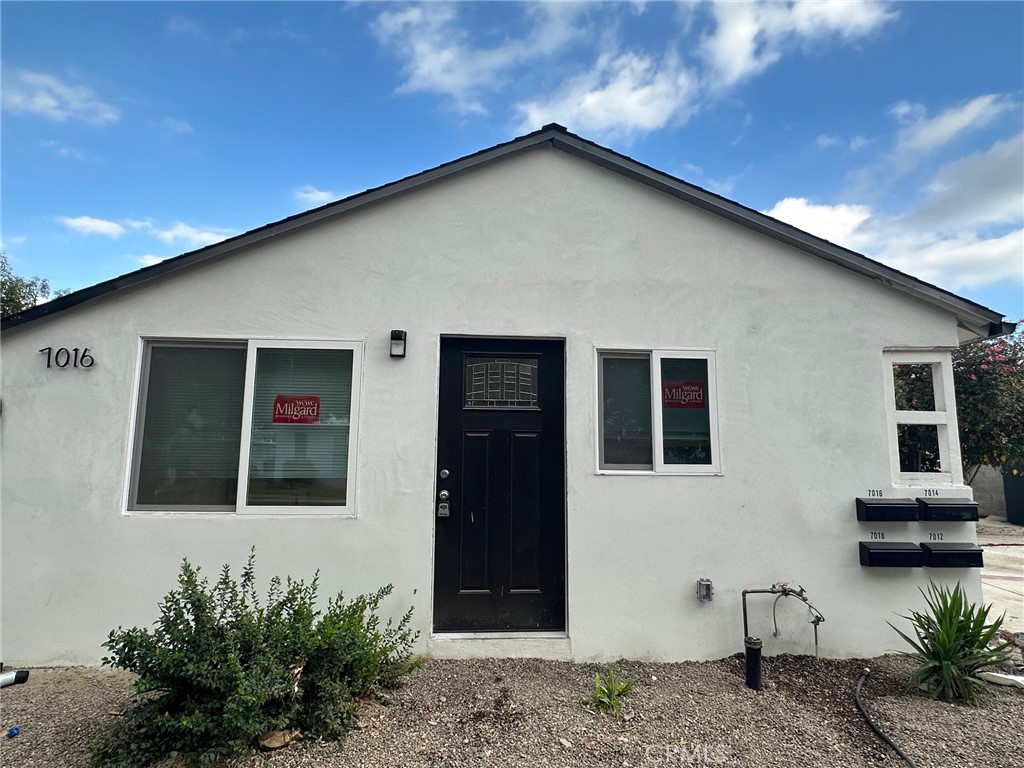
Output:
[889,581,1011,704]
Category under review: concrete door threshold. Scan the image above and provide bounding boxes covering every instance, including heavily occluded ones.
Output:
[428,632,571,660]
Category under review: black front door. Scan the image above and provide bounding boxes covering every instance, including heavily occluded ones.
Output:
[433,337,566,632]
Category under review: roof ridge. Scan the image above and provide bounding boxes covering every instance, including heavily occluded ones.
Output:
[2,125,1011,339]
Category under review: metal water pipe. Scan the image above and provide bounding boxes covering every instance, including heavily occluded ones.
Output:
[741,582,825,691]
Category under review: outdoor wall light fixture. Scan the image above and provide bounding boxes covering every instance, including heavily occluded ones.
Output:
[390,330,407,358]
[697,578,714,602]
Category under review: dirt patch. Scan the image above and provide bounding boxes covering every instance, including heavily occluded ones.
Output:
[0,656,1019,768]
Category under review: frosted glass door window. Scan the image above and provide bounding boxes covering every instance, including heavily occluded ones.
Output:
[465,357,539,408]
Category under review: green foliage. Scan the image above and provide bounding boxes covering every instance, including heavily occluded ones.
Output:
[893,327,1024,479]
[93,550,418,768]
[591,666,635,717]
[952,327,1024,479]
[889,581,1011,704]
[0,252,68,317]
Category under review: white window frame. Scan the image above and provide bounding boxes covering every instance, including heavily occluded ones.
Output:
[126,337,363,516]
[882,349,964,488]
[596,348,722,475]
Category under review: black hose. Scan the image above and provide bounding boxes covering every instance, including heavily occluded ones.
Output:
[854,668,918,768]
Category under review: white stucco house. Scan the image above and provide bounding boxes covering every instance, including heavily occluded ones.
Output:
[1,125,1014,666]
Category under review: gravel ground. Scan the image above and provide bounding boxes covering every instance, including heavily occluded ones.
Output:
[1,654,1021,768]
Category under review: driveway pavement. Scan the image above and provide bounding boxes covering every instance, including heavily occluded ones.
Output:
[978,517,1023,634]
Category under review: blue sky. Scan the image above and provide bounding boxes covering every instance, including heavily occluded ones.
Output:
[3,1,1022,320]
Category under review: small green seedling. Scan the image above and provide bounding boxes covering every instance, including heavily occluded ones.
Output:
[592,666,635,717]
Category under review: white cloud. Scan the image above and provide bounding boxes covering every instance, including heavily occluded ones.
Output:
[891,94,1016,157]
[679,161,746,197]
[699,3,779,88]
[889,100,926,125]
[57,215,232,250]
[765,133,1024,292]
[295,185,334,205]
[40,139,90,160]
[817,133,870,152]
[137,255,167,267]
[2,69,120,125]
[768,197,1023,290]
[369,2,897,142]
[880,229,1023,289]
[167,16,208,39]
[847,93,1020,201]
[153,222,233,247]
[58,216,126,238]
[372,2,585,115]
[160,117,193,134]
[122,218,232,247]
[699,1,896,90]
[763,197,873,249]
[516,50,698,142]
[849,135,868,152]
[0,235,27,252]
[72,217,233,249]
[167,15,307,47]
[904,132,1024,232]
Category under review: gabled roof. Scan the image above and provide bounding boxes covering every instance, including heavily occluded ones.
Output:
[2,124,1013,338]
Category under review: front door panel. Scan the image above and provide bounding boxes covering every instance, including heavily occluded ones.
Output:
[433,337,566,631]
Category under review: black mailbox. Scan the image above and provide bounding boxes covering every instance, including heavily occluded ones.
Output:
[921,543,984,568]
[859,541,924,567]
[856,498,918,521]
[916,498,979,521]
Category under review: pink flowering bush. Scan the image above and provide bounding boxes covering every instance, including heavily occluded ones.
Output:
[953,325,1024,480]
[896,325,1023,481]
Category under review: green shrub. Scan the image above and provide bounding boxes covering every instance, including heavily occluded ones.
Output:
[93,550,418,768]
[591,666,635,717]
[889,580,1011,704]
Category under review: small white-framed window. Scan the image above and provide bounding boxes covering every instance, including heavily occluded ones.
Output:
[882,350,963,487]
[128,338,362,514]
[597,349,721,474]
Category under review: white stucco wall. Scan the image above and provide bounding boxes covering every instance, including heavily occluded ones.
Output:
[1,146,979,666]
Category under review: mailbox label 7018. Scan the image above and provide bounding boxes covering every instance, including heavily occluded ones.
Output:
[39,347,95,369]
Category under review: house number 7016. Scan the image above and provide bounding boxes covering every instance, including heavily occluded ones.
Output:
[39,347,94,369]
